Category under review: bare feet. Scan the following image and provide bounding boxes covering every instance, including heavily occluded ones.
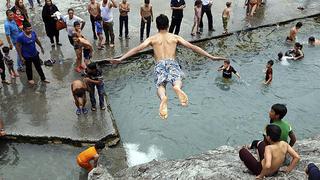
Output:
[28,80,35,85]
[159,96,168,120]
[173,86,188,107]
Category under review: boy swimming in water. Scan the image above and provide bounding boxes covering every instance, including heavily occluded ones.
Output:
[308,36,320,46]
[239,124,300,179]
[264,60,273,85]
[286,22,302,42]
[218,60,240,79]
[110,14,227,119]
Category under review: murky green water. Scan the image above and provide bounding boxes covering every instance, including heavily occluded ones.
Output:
[104,18,320,163]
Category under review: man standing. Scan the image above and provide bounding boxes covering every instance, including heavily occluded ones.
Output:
[101,0,117,48]
[119,0,130,39]
[4,10,23,72]
[87,0,100,40]
[111,14,227,119]
[16,23,50,85]
[169,0,185,35]
[199,0,214,32]
[64,8,85,46]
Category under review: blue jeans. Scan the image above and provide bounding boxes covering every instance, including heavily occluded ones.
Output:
[89,83,105,108]
[13,43,23,69]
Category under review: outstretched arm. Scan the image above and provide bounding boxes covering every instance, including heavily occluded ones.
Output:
[177,36,227,61]
[111,38,151,63]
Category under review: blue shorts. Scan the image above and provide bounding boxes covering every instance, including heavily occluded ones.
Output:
[154,59,184,88]
[83,49,91,60]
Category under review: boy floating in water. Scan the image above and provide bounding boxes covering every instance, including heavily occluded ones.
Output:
[239,124,300,179]
[308,36,320,46]
[218,60,240,79]
[286,22,302,42]
[71,80,89,115]
[264,60,273,85]
[222,2,231,34]
[110,14,227,119]
[77,141,105,172]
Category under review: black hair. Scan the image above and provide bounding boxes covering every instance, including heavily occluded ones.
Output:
[226,2,232,7]
[267,60,274,66]
[68,8,74,13]
[74,21,80,27]
[156,14,169,31]
[266,124,281,142]
[23,22,32,29]
[194,0,202,6]
[224,60,230,64]
[2,46,10,54]
[95,15,102,21]
[296,22,302,28]
[74,88,85,97]
[278,52,283,60]
[87,62,97,70]
[95,141,106,150]
[308,36,315,43]
[295,42,303,50]
[144,0,150,4]
[271,104,287,120]
[6,10,13,16]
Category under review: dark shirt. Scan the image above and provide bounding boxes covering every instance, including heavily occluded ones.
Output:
[220,65,237,79]
[171,0,185,19]
[0,49,3,61]
[265,67,272,82]
[85,69,103,81]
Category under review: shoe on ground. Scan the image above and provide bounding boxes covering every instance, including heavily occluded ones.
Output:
[119,36,123,39]
[42,79,50,83]
[209,28,216,31]
[82,108,88,114]
[56,43,62,46]
[28,80,35,85]
[2,80,11,85]
[109,44,114,48]
[76,108,81,115]
[101,106,106,110]
[91,107,96,111]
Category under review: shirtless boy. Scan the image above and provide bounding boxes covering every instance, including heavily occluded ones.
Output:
[87,0,100,40]
[119,0,130,39]
[308,36,320,46]
[286,22,302,42]
[239,124,300,179]
[0,118,5,136]
[110,14,227,119]
[140,0,153,42]
[71,80,88,115]
[264,60,273,85]
[222,2,231,34]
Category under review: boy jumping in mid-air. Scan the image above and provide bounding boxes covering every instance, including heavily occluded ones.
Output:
[264,60,273,85]
[110,14,227,119]
[222,2,232,34]
[239,124,300,179]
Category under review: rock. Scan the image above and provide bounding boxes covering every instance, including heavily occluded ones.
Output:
[89,136,320,180]
[88,166,114,180]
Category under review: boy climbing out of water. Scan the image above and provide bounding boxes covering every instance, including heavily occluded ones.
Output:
[218,60,240,79]
[286,22,302,42]
[264,60,273,85]
[84,63,105,111]
[239,124,300,179]
[110,14,227,119]
[71,80,89,115]
[308,36,320,46]
[77,141,105,172]
[222,2,232,34]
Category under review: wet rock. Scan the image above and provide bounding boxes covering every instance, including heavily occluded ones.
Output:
[88,166,114,180]
[89,136,320,180]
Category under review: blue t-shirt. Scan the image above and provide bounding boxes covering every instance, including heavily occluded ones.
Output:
[95,21,103,34]
[4,20,21,44]
[16,31,39,58]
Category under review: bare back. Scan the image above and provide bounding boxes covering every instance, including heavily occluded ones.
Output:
[71,80,86,91]
[289,27,298,40]
[149,32,179,61]
[261,141,287,175]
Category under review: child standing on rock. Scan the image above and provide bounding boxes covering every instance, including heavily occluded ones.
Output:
[222,2,231,34]
[191,0,202,36]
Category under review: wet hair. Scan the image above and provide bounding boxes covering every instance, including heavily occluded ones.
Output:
[224,60,231,64]
[271,104,287,120]
[74,88,85,97]
[95,15,102,21]
[68,8,74,13]
[296,22,302,28]
[278,52,283,60]
[87,62,97,70]
[194,0,202,6]
[6,10,13,16]
[309,36,315,43]
[156,14,169,30]
[295,42,303,50]
[74,21,80,27]
[95,141,106,150]
[23,22,32,29]
[267,60,274,66]
[144,0,150,4]
[2,46,10,54]
[226,2,232,7]
[266,124,281,142]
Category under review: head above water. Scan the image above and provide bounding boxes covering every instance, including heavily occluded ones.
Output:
[277,52,283,60]
[308,36,315,45]
[156,14,169,31]
[294,42,303,50]
[266,124,282,143]
[270,103,287,120]
[295,22,303,29]
[267,60,274,67]
[95,141,106,151]
[226,2,231,7]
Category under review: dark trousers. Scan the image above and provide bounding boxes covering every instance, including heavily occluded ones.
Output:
[239,141,265,175]
[28,0,41,7]
[89,83,105,108]
[199,4,213,30]
[24,55,46,81]
[119,15,129,37]
[0,59,6,81]
[140,16,151,41]
[307,163,320,180]
[169,17,183,35]
[68,35,74,46]
[103,21,115,44]
[49,31,60,44]
[90,15,97,38]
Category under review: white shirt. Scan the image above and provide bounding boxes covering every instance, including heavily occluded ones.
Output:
[202,0,213,6]
[63,15,84,36]
[280,56,293,66]
[101,1,113,22]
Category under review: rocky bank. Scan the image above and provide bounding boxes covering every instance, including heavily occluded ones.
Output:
[89,136,320,180]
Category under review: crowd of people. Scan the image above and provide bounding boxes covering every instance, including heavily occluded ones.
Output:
[1,0,320,179]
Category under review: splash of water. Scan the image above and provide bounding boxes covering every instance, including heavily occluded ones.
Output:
[124,143,163,167]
